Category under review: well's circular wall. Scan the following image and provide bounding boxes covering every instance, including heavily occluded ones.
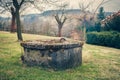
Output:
[21,39,83,69]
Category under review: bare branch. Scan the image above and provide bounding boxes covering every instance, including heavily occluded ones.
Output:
[93,0,113,14]
[5,3,11,12]
[55,14,61,24]
[59,7,65,19]
[0,0,12,13]
[62,16,67,25]
[84,0,94,11]
[13,0,19,8]
[93,0,105,14]
[20,4,29,13]
[32,2,45,12]
[20,0,25,7]
[102,0,113,5]
[45,0,61,7]
[79,0,95,12]
[0,9,7,14]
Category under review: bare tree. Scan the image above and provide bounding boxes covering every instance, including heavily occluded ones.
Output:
[55,12,67,37]
[0,1,16,33]
[0,0,34,41]
[33,0,68,37]
[77,0,113,41]
[10,7,16,32]
[54,3,68,37]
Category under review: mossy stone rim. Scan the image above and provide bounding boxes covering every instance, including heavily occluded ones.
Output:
[21,40,84,50]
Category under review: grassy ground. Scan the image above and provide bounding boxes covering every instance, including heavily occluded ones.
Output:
[0,31,120,80]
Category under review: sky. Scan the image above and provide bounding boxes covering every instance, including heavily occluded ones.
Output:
[67,0,120,12]
[0,0,120,17]
[23,0,120,14]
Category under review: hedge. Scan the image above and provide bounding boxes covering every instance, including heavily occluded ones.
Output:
[86,31,120,49]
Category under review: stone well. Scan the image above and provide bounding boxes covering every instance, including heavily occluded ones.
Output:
[20,39,83,69]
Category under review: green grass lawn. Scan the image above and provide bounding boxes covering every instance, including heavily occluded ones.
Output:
[0,31,120,80]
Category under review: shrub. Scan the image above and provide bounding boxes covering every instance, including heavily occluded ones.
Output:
[86,31,120,49]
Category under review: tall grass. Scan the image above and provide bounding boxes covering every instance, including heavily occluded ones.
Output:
[0,31,120,80]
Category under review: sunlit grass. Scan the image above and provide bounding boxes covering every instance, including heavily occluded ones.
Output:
[0,31,120,80]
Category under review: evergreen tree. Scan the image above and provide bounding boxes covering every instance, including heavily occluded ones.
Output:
[95,7,105,32]
[97,7,105,20]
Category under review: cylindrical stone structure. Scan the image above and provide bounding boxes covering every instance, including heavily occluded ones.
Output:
[20,39,83,69]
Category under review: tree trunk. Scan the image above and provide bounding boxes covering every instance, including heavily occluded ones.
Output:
[83,26,86,41]
[10,14,16,33]
[83,17,87,41]
[16,10,23,41]
[58,26,62,37]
